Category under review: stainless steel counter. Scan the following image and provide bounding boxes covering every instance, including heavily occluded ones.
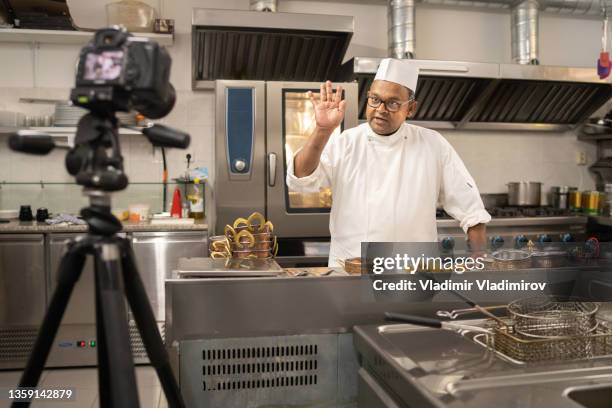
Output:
[437,216,588,229]
[0,229,208,369]
[166,267,612,407]
[354,320,612,408]
[165,274,479,408]
[0,219,208,233]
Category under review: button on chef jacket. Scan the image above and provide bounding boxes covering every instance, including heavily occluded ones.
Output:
[286,122,491,267]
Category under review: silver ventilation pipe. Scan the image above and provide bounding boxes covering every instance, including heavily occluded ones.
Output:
[388,0,417,58]
[512,0,540,64]
[420,0,611,16]
[250,0,278,12]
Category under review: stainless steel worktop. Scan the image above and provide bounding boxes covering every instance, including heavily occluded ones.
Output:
[437,215,588,228]
[355,320,612,408]
[0,219,208,233]
[0,215,588,234]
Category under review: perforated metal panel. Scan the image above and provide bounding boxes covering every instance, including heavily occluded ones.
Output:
[129,321,166,361]
[180,334,340,408]
[202,343,319,392]
[0,327,38,362]
[0,323,164,367]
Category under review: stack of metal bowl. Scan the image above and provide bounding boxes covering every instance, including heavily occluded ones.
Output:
[209,212,277,259]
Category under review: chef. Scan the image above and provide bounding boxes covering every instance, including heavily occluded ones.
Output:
[286,58,491,267]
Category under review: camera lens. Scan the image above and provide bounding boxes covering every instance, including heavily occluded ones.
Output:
[134,83,176,119]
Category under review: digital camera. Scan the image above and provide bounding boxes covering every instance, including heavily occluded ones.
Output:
[71,27,175,119]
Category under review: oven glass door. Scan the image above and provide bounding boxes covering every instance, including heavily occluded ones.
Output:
[284,89,340,213]
[266,82,358,238]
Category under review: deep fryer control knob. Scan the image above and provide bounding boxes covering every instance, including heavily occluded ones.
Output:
[561,233,574,243]
[234,159,247,172]
[537,234,552,243]
[515,235,528,248]
[490,235,504,249]
[440,237,455,250]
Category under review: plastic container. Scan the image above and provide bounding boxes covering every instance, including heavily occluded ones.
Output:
[128,204,150,223]
[105,0,157,33]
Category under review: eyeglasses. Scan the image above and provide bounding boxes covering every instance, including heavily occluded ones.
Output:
[367,95,412,112]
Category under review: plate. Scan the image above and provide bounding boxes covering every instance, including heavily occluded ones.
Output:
[0,210,18,220]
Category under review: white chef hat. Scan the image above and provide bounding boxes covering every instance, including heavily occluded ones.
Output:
[374,58,419,93]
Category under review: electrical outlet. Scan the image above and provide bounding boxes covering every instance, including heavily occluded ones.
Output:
[576,151,587,165]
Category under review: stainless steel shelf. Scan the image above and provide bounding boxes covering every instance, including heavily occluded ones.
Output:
[0,126,144,139]
[0,28,173,46]
[0,181,181,185]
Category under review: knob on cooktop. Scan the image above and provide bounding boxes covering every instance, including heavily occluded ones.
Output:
[537,234,552,243]
[440,236,455,250]
[490,235,504,249]
[515,235,528,248]
[561,233,574,243]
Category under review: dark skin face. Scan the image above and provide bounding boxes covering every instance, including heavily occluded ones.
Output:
[366,80,417,136]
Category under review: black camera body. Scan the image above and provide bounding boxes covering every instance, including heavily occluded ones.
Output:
[71,27,175,119]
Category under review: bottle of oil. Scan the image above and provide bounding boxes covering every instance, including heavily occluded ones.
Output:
[186,178,205,219]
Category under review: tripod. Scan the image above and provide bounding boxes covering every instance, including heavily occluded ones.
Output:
[12,190,185,408]
[9,112,189,407]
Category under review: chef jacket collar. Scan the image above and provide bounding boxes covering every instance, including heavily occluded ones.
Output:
[366,122,406,145]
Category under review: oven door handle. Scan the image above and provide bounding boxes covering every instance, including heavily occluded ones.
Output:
[268,152,277,187]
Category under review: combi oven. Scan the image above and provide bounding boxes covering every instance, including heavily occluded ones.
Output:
[213,80,359,244]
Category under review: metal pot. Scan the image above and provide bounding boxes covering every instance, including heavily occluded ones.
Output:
[507,182,541,206]
[550,186,576,209]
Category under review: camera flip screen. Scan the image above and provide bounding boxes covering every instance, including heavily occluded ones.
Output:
[83,51,124,81]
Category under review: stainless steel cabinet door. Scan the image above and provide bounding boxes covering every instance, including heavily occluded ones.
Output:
[0,234,45,327]
[48,234,96,325]
[130,231,207,321]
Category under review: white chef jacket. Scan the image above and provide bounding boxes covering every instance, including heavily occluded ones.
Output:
[286,122,491,267]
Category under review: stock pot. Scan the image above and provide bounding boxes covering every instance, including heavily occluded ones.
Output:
[507,182,541,206]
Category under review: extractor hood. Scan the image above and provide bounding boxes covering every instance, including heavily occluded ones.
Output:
[336,57,612,131]
[192,8,353,89]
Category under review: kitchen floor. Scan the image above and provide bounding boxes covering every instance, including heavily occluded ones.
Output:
[0,365,167,408]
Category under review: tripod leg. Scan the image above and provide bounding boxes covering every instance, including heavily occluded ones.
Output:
[93,242,140,408]
[12,241,87,408]
[94,269,110,408]
[119,239,186,408]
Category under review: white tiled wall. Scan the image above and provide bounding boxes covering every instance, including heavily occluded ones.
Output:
[0,0,606,212]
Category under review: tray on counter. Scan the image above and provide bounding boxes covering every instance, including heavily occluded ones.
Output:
[173,257,283,278]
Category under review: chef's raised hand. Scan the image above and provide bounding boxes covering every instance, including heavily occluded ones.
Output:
[293,81,345,178]
[309,81,346,131]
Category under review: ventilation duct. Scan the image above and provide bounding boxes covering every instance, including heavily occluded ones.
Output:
[250,0,278,12]
[388,0,416,58]
[421,0,610,15]
[511,0,540,64]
